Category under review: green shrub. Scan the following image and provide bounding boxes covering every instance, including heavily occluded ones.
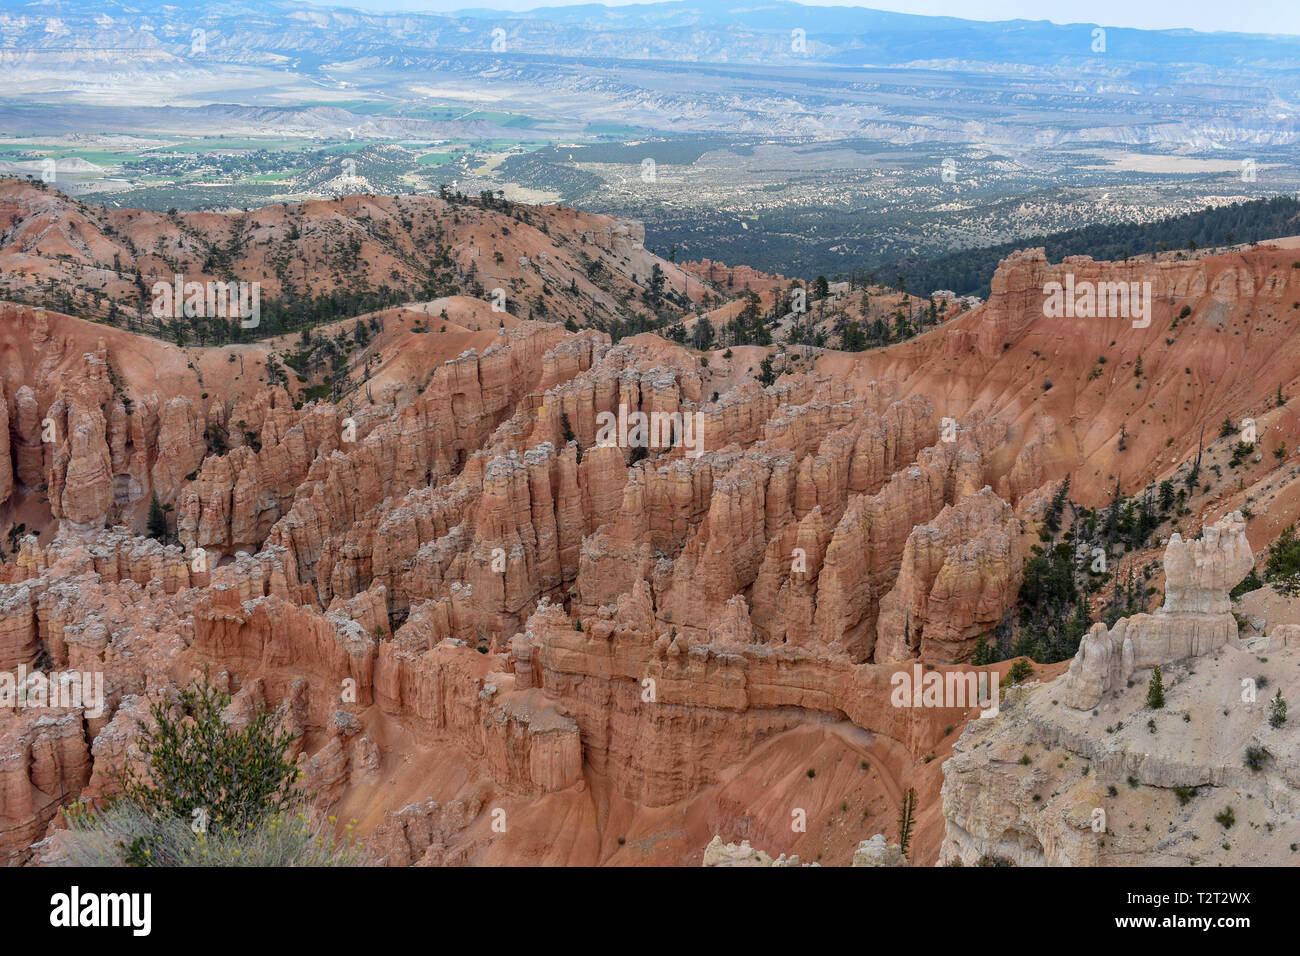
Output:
[1244,746,1269,771]
[61,676,367,867]
[1264,525,1300,595]
[118,678,301,830]
[1230,568,1263,599]
[1008,658,1034,683]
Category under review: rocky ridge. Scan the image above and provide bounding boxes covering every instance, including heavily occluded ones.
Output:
[5,190,1300,865]
[941,516,1297,866]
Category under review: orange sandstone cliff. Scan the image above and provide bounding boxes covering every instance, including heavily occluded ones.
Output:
[3,185,1300,866]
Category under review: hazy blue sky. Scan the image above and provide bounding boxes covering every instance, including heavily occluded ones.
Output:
[308,0,1300,36]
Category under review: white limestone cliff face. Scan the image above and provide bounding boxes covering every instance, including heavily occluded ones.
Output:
[701,836,808,867]
[939,512,1298,868]
[1267,624,1300,649]
[701,833,904,866]
[1061,512,1253,710]
[851,833,907,866]
[939,636,1300,867]
[1160,514,1255,614]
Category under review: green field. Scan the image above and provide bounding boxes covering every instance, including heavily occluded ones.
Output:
[296,100,396,114]
[318,141,381,154]
[399,106,549,129]
[584,122,644,136]
[462,110,546,128]
[0,144,133,164]
[400,106,466,121]
[152,138,324,153]
[61,151,135,165]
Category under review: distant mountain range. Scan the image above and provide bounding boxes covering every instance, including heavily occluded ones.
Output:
[454,0,1300,66]
[3,0,1299,72]
[5,0,1296,284]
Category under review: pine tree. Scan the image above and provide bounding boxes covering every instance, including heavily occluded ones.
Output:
[1146,664,1165,709]
[897,787,917,859]
[1269,689,1287,728]
[1158,478,1176,513]
[1187,423,1205,490]
[1045,474,1071,532]
[147,493,167,540]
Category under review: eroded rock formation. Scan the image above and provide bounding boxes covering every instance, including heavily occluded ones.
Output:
[1061,512,1253,710]
[5,185,1300,867]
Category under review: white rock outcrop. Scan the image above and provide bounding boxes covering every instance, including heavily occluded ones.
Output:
[852,833,906,866]
[1062,512,1253,710]
[701,836,807,867]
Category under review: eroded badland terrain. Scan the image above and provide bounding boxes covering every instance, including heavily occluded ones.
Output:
[1,178,1298,866]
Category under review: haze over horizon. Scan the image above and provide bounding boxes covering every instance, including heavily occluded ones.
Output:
[304,0,1300,37]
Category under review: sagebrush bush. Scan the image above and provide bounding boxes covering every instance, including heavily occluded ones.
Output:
[60,802,366,867]
[1244,746,1269,771]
